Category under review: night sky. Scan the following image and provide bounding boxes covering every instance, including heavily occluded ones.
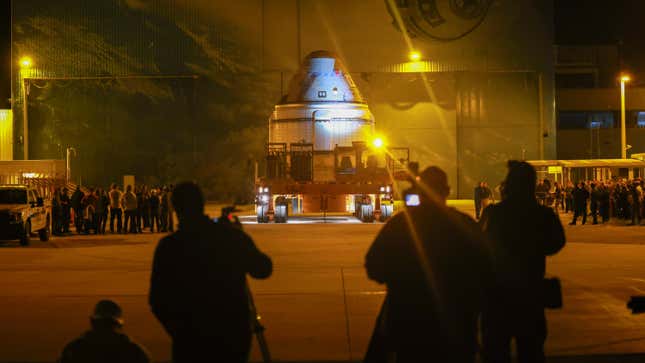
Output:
[555,0,645,76]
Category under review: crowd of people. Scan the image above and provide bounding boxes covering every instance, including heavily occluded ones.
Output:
[57,162,564,363]
[50,184,176,235]
[475,177,644,226]
[547,178,643,225]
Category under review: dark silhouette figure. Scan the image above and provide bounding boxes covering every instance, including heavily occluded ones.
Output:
[148,190,161,233]
[60,187,71,233]
[479,161,565,363]
[598,183,610,223]
[96,188,109,234]
[123,185,138,234]
[59,300,150,363]
[474,182,484,219]
[569,182,589,225]
[109,184,123,233]
[365,167,490,363]
[590,183,600,225]
[149,182,272,363]
[71,187,84,233]
[52,188,63,235]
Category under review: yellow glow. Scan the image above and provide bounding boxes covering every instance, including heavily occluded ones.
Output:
[19,57,33,69]
[620,74,631,82]
[0,110,12,161]
[408,51,421,62]
[372,137,384,149]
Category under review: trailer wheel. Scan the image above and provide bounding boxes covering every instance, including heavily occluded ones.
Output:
[358,204,374,223]
[257,205,269,223]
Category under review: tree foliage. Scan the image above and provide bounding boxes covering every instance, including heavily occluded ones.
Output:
[13,0,276,201]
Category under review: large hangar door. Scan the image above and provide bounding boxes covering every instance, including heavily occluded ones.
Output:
[456,72,542,198]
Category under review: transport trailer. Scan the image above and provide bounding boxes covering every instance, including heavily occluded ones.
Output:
[255,50,411,223]
[255,141,409,223]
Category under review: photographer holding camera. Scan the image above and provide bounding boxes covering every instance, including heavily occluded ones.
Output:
[479,161,565,363]
[364,166,490,363]
[148,182,272,363]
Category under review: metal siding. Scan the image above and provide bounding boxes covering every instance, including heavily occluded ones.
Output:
[0,110,12,160]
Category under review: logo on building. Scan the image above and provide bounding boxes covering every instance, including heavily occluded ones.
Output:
[386,0,492,41]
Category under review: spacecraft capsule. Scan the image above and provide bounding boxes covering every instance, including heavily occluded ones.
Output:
[269,51,374,151]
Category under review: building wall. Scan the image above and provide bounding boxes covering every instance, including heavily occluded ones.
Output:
[12,0,555,197]
[0,110,12,160]
[557,129,645,160]
[257,0,556,197]
[556,87,645,159]
[554,45,620,88]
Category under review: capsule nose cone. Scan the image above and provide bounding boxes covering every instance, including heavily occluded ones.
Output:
[282,50,364,104]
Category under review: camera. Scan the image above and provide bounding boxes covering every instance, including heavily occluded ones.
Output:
[216,206,243,229]
[628,296,645,314]
[405,193,421,207]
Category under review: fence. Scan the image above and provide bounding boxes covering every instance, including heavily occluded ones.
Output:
[0,159,66,198]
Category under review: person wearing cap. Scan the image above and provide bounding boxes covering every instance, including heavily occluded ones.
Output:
[149,181,272,363]
[479,161,565,363]
[58,299,150,363]
[364,166,490,363]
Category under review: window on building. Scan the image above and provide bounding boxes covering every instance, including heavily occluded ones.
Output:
[558,111,615,129]
[318,91,327,98]
[558,112,587,129]
[587,111,614,128]
[555,73,596,89]
[636,112,645,128]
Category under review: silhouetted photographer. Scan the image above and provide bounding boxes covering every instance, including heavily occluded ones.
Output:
[365,166,490,363]
[149,182,273,363]
[479,161,566,363]
[58,300,150,363]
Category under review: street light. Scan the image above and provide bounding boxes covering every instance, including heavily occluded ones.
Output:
[372,137,384,149]
[620,74,631,159]
[19,56,35,160]
[19,57,33,69]
[408,51,422,62]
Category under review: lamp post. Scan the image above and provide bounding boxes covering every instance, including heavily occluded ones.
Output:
[66,147,76,184]
[620,75,630,159]
[19,56,33,160]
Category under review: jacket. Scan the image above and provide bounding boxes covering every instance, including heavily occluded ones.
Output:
[122,192,138,211]
[149,216,272,340]
[365,204,489,359]
[480,199,565,302]
[109,189,123,210]
[59,329,149,363]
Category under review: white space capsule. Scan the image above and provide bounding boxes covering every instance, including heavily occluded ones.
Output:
[269,50,374,151]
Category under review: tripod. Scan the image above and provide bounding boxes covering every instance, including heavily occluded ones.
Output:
[247,282,271,362]
[219,206,272,362]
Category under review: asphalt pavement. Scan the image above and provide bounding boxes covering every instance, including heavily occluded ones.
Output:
[1,208,645,362]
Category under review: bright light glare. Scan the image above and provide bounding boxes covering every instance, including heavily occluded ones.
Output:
[258,187,263,193]
[372,137,384,149]
[409,51,421,62]
[19,57,32,69]
[261,195,270,203]
[263,187,269,193]
[621,75,631,82]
